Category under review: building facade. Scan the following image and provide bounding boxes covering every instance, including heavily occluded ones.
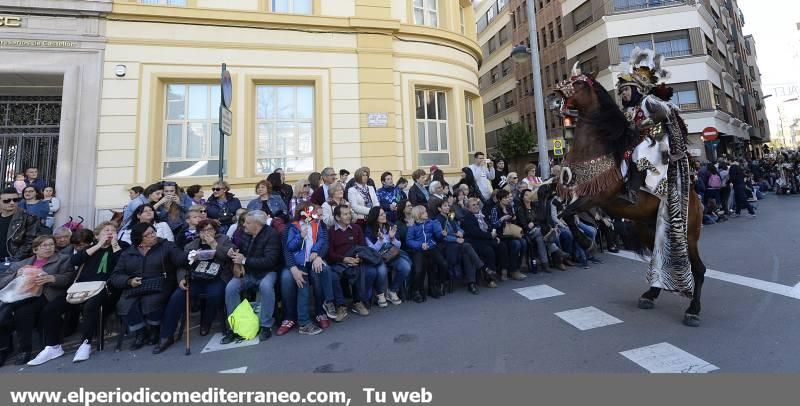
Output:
[560,0,768,161]
[96,0,483,222]
[0,0,111,226]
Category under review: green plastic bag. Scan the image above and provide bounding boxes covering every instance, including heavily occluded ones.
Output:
[227,299,259,340]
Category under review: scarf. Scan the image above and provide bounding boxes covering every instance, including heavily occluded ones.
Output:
[416,182,430,200]
[475,212,488,232]
[355,183,372,206]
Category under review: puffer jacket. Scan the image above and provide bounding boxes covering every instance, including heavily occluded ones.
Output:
[405,219,444,251]
[284,220,328,268]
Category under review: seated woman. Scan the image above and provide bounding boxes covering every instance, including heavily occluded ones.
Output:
[461,198,502,287]
[247,180,287,219]
[0,236,73,366]
[108,223,186,351]
[119,203,174,244]
[365,207,411,306]
[27,222,128,365]
[405,206,448,302]
[489,189,527,281]
[535,185,576,271]
[516,188,554,274]
[434,200,482,295]
[321,182,349,227]
[277,202,338,336]
[153,219,233,354]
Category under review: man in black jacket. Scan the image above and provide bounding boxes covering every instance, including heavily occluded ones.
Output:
[223,210,283,343]
[0,188,38,269]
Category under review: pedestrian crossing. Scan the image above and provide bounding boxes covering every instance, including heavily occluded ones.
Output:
[513,284,718,373]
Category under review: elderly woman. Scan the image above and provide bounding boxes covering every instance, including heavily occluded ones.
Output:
[52,226,73,254]
[321,182,349,227]
[27,222,128,365]
[19,186,50,226]
[461,197,502,288]
[425,181,446,220]
[0,235,73,366]
[288,179,312,217]
[108,223,186,351]
[406,205,448,302]
[504,172,522,201]
[408,169,429,206]
[154,219,233,354]
[247,180,287,218]
[205,180,242,234]
[348,167,380,225]
[490,189,527,281]
[119,204,174,244]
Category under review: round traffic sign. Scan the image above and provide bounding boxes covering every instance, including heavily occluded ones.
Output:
[221,69,232,108]
[702,126,719,141]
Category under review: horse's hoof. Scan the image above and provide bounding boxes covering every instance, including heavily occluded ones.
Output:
[638,298,655,309]
[683,314,700,327]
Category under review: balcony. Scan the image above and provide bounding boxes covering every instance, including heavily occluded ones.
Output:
[679,102,701,111]
[612,0,694,13]
[661,48,691,58]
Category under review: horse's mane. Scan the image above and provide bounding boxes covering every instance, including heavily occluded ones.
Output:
[582,81,637,164]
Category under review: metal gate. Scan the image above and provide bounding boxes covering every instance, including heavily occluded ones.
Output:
[0,96,61,189]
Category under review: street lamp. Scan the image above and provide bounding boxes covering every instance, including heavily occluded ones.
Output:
[777,97,799,148]
[510,0,549,179]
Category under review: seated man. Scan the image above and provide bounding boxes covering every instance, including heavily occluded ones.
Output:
[0,187,38,270]
[326,205,378,318]
[223,210,282,343]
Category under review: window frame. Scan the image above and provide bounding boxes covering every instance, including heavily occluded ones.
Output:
[465,96,476,157]
[413,0,439,28]
[271,0,313,15]
[162,83,223,178]
[253,84,316,175]
[415,89,450,167]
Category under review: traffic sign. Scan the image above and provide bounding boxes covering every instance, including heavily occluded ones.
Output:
[553,139,564,156]
[702,126,719,141]
[220,106,232,135]
[221,65,232,109]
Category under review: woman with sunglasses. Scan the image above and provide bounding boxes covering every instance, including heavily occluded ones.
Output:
[289,180,312,217]
[205,181,242,234]
[19,186,49,227]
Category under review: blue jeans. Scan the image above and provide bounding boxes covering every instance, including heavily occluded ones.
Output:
[124,303,162,332]
[387,251,413,292]
[330,263,379,304]
[501,238,523,271]
[280,264,334,326]
[160,278,225,339]
[574,223,598,266]
[225,272,277,329]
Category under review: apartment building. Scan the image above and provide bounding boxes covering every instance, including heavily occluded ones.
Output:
[743,34,770,150]
[475,0,517,153]
[560,0,769,161]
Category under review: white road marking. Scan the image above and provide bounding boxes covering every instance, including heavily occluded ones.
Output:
[201,333,260,354]
[620,342,718,373]
[219,366,248,374]
[554,306,623,331]
[608,251,800,300]
[513,284,564,301]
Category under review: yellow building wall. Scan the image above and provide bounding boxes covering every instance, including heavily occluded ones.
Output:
[97,0,481,210]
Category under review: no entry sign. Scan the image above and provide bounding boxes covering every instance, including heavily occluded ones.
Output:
[702,127,719,141]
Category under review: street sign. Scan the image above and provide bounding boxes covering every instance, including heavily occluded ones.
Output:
[702,126,719,141]
[221,66,232,109]
[220,106,232,135]
[367,112,388,127]
[553,139,564,156]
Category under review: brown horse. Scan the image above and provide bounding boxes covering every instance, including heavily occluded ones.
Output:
[549,77,707,327]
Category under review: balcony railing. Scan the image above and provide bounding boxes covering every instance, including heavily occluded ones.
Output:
[612,0,693,13]
[679,102,701,111]
[661,48,692,58]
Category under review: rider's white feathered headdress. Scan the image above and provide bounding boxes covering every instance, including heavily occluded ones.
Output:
[616,47,671,93]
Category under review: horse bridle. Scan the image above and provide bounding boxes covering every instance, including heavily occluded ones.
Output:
[552,73,595,119]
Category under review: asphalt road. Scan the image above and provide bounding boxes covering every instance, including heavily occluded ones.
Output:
[6,194,800,373]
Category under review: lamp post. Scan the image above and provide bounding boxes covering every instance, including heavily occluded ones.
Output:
[777,97,798,148]
[510,0,549,179]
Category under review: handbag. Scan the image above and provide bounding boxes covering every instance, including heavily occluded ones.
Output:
[124,275,164,298]
[191,261,220,281]
[502,223,523,239]
[378,244,400,263]
[345,246,383,266]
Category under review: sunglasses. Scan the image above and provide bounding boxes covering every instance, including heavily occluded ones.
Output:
[196,209,207,213]
[161,181,177,187]
[1,197,22,204]
[212,188,223,192]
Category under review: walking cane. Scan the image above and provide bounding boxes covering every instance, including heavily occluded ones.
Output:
[184,276,191,356]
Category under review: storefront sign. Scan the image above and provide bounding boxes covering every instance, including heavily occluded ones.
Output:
[0,16,21,27]
[367,113,388,127]
[0,39,77,48]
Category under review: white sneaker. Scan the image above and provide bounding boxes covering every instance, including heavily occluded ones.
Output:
[73,340,92,363]
[376,293,388,308]
[387,290,402,305]
[27,345,64,366]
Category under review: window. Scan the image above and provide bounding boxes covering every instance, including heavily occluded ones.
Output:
[413,0,438,27]
[573,1,593,31]
[477,15,488,33]
[503,91,514,109]
[548,22,555,43]
[619,39,652,60]
[712,85,722,108]
[140,0,187,5]
[415,89,449,166]
[498,25,509,44]
[163,84,225,177]
[255,85,315,174]
[556,17,562,38]
[654,34,690,57]
[559,57,567,80]
[579,57,599,76]
[272,0,312,14]
[487,4,496,22]
[541,28,547,47]
[460,7,466,34]
[498,0,508,10]
[672,83,699,110]
[465,97,476,157]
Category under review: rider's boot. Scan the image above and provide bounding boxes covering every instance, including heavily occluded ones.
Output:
[621,167,643,204]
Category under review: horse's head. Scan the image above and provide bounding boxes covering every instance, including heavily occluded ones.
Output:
[548,62,599,119]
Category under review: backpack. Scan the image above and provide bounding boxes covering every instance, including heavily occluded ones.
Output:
[708,174,722,188]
